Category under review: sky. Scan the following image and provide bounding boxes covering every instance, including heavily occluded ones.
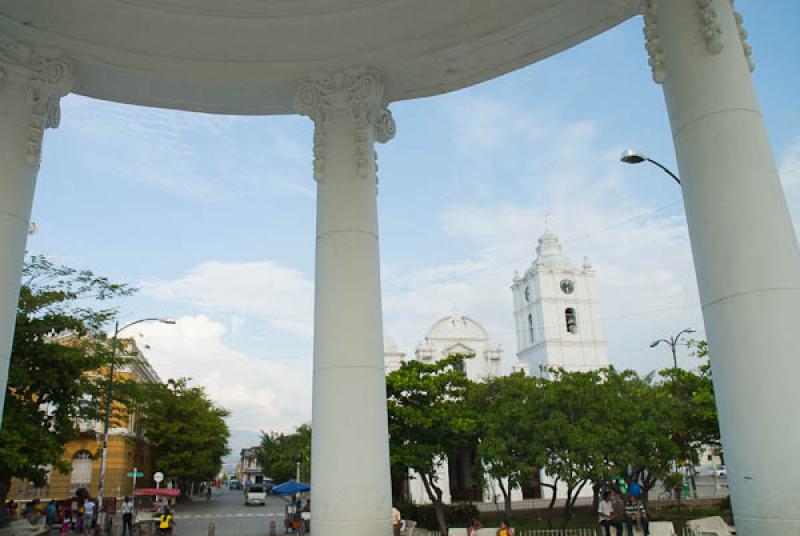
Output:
[28,1,800,460]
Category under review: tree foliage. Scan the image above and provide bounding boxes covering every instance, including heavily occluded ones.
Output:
[0,256,135,502]
[257,423,311,483]
[472,373,544,521]
[139,379,230,497]
[386,355,478,535]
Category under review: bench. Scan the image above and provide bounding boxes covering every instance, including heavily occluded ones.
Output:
[685,516,735,535]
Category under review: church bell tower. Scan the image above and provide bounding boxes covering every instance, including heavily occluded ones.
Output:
[511,228,608,375]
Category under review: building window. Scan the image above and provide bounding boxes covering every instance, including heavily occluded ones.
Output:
[565,308,578,334]
[70,450,93,491]
[527,314,535,344]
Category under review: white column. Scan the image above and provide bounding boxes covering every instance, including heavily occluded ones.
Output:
[0,36,73,424]
[295,67,396,536]
[644,1,800,533]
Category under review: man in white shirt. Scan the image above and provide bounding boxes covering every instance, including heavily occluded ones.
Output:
[82,499,95,535]
[120,496,135,536]
[598,491,622,536]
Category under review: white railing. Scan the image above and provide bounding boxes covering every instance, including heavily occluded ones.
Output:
[518,530,599,536]
[410,530,600,536]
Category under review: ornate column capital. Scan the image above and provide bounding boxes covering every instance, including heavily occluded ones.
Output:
[640,0,666,84]
[294,67,395,182]
[640,0,754,85]
[0,34,75,164]
[730,0,755,72]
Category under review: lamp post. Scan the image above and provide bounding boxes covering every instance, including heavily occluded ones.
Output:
[97,318,175,530]
[620,149,682,185]
[650,328,696,369]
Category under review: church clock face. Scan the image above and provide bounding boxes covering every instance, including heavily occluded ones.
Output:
[560,279,575,294]
[524,286,531,302]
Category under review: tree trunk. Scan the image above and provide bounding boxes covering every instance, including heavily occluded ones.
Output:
[0,473,11,505]
[561,487,574,529]
[561,479,588,529]
[496,478,512,522]
[420,473,448,536]
[542,480,558,529]
[591,483,600,515]
[642,476,656,516]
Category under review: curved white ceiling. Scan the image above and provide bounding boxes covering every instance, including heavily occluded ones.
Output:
[0,0,638,114]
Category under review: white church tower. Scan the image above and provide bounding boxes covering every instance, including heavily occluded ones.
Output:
[511,228,608,375]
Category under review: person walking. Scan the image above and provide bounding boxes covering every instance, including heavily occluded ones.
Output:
[598,491,623,536]
[46,500,57,527]
[82,498,96,535]
[120,496,134,536]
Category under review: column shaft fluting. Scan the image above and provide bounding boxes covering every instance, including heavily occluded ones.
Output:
[654,1,800,533]
[296,68,395,536]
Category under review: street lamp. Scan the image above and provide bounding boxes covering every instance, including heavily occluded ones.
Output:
[620,149,682,185]
[650,328,696,369]
[97,318,175,529]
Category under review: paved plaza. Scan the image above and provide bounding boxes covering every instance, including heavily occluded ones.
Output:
[171,488,292,536]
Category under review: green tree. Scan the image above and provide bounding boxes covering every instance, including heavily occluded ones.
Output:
[473,372,544,521]
[0,256,135,502]
[604,368,678,511]
[139,379,230,498]
[386,355,477,536]
[539,368,612,528]
[257,423,311,483]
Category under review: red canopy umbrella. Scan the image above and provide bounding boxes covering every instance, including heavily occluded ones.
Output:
[134,488,180,497]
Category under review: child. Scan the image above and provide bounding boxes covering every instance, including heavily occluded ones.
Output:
[61,511,72,536]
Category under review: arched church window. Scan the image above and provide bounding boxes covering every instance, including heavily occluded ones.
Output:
[565,308,578,334]
[527,314,534,344]
[70,450,93,490]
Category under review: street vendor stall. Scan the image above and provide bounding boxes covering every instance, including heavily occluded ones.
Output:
[133,489,180,535]
[271,481,310,533]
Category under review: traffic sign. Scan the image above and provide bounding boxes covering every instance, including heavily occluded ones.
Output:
[127,471,144,478]
[153,472,164,483]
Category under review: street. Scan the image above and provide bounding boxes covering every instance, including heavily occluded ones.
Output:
[171,488,291,536]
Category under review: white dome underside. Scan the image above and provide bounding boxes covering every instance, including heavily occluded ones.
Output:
[0,0,638,114]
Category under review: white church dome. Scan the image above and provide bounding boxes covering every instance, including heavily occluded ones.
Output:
[425,314,489,342]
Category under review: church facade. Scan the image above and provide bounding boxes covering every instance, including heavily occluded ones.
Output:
[385,228,608,506]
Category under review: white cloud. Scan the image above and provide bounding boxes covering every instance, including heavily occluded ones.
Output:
[137,315,312,457]
[145,261,313,338]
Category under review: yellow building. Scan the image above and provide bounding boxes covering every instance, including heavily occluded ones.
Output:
[10,337,161,501]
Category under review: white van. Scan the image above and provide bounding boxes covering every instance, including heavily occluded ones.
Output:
[245,484,267,506]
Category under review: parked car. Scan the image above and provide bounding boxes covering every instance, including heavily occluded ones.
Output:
[264,478,275,494]
[228,478,240,490]
[245,485,267,506]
